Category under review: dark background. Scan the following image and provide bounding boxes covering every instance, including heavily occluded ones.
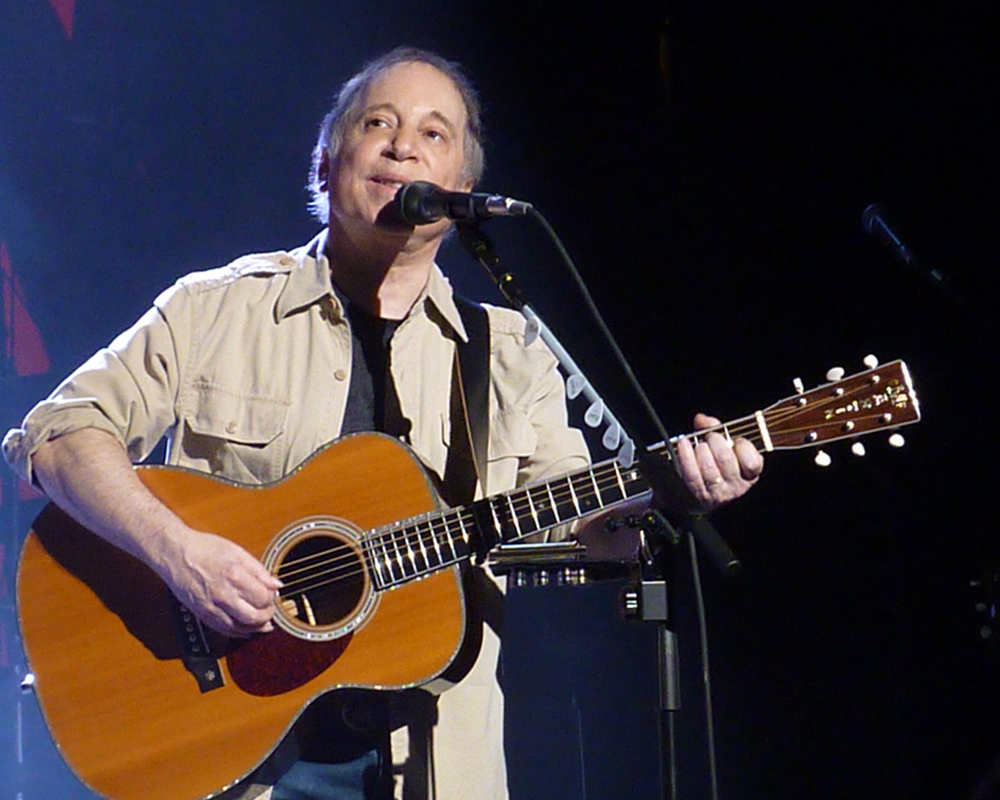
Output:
[2,2,998,799]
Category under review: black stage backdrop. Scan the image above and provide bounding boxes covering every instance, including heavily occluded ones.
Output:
[2,2,998,799]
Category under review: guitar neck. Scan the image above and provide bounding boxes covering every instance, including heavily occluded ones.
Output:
[362,359,920,590]
[362,454,653,590]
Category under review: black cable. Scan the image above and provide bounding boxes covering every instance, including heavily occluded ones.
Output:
[525,206,675,448]
[687,531,720,800]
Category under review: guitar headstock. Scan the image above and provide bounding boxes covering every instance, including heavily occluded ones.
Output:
[761,358,921,452]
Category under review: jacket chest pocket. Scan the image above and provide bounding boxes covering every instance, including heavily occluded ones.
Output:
[483,409,537,496]
[181,384,291,484]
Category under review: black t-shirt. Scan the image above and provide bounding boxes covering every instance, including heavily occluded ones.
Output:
[334,285,408,440]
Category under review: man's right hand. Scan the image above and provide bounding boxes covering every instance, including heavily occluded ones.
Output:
[32,428,281,639]
[155,526,282,637]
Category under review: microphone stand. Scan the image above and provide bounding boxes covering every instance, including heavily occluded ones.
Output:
[456,220,737,800]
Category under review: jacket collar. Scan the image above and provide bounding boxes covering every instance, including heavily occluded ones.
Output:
[274,229,469,343]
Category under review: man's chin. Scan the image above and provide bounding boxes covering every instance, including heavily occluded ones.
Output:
[374,201,412,231]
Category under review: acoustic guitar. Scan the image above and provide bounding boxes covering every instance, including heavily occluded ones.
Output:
[16,360,920,800]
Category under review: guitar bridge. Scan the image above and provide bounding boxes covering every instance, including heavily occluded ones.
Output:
[173,601,225,693]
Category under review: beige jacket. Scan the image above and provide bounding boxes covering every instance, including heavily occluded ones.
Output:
[3,230,590,800]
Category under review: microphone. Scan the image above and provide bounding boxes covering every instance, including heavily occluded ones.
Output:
[394,181,532,225]
[862,204,914,264]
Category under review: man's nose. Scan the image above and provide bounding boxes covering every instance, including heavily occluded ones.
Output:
[385,126,418,160]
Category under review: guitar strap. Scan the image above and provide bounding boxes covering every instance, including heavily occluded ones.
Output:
[443,295,490,505]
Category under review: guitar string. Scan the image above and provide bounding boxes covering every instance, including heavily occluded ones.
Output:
[274,445,658,587]
[276,403,905,599]
[275,379,911,598]
[275,376,912,600]
[274,415,800,597]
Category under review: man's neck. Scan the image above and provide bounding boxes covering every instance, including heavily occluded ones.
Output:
[325,219,442,320]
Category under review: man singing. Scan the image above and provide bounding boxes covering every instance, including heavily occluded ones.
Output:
[4,47,762,800]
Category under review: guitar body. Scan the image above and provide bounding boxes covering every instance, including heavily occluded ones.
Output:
[17,434,467,800]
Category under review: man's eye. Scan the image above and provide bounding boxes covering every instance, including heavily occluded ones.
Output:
[425,129,445,141]
[365,118,389,129]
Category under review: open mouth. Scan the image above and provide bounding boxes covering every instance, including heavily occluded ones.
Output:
[369,176,407,191]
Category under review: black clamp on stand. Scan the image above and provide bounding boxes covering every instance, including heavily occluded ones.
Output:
[457,219,738,800]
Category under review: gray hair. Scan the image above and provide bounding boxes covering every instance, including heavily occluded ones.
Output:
[307,47,486,223]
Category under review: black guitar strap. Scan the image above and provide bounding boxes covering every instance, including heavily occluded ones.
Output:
[443,295,490,505]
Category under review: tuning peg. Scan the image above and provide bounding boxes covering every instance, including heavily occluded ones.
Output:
[793,377,805,394]
[863,354,879,369]
[851,441,867,457]
[888,432,906,448]
[814,450,832,467]
[825,367,845,382]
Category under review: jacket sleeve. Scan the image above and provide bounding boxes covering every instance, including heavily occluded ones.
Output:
[2,283,190,485]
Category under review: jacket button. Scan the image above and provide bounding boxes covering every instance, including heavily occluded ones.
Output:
[225,422,237,434]
[334,369,347,381]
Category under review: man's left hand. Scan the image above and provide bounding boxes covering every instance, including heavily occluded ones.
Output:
[675,412,763,511]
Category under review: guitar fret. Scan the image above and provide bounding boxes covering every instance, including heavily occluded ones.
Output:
[437,514,453,563]
[589,469,602,506]
[529,484,557,529]
[488,499,504,542]
[505,493,524,540]
[514,489,540,536]
[430,516,444,565]
[364,538,385,589]
[613,461,627,496]
[595,463,624,506]
[402,526,417,578]
[456,513,472,554]
[374,534,392,584]
[416,522,430,573]
[571,471,600,515]
[442,513,460,561]
[551,477,577,522]
[566,475,582,517]
[378,533,394,584]
[391,531,406,581]
[523,486,542,530]
[545,482,561,524]
[416,517,437,572]
[622,464,647,497]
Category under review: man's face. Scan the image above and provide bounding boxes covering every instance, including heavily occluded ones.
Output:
[325,60,472,235]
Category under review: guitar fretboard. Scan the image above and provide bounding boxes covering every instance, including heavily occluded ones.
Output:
[362,456,651,590]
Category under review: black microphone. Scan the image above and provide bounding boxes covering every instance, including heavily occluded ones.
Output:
[862,204,914,264]
[394,181,532,225]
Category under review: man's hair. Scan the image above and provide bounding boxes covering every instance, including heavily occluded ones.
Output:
[307,47,486,224]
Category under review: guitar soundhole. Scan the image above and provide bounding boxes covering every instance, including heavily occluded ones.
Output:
[266,518,378,641]
[278,534,364,625]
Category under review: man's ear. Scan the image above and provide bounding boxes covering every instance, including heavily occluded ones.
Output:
[317,151,331,191]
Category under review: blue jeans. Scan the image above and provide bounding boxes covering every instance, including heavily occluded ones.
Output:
[270,749,392,800]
